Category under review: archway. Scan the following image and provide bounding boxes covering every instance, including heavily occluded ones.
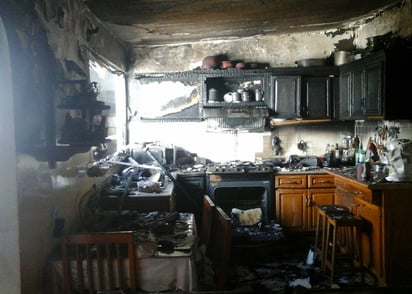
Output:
[0,15,21,293]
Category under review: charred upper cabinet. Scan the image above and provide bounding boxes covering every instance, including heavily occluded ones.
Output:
[302,76,333,119]
[339,52,384,120]
[269,76,301,118]
[338,48,412,120]
[268,68,336,119]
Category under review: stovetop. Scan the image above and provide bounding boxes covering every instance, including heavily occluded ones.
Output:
[206,161,273,174]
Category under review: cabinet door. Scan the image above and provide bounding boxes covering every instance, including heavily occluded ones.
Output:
[364,61,383,116]
[339,53,385,120]
[307,188,335,230]
[339,67,363,120]
[355,197,383,282]
[302,76,332,119]
[351,67,365,118]
[276,189,306,230]
[338,70,351,120]
[270,76,301,118]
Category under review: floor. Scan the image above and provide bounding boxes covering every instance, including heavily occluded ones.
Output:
[224,230,383,294]
[125,230,411,294]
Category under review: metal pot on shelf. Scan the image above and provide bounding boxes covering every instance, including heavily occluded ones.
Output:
[333,51,354,66]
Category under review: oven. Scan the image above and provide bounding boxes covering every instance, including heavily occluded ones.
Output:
[205,162,274,222]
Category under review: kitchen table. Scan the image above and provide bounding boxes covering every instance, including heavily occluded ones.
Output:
[46,212,198,293]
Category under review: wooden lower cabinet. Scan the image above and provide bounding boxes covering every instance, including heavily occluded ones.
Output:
[276,188,306,230]
[275,174,335,231]
[330,171,412,287]
[334,178,383,284]
[355,197,382,283]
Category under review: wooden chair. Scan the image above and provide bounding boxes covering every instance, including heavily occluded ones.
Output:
[200,195,216,249]
[61,231,137,293]
[208,206,233,290]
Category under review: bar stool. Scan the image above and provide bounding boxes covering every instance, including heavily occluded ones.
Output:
[323,211,364,284]
[314,205,349,267]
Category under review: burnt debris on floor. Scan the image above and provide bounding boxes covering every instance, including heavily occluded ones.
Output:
[227,232,377,293]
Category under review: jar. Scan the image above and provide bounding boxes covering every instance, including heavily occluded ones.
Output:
[241,90,250,102]
[208,88,218,102]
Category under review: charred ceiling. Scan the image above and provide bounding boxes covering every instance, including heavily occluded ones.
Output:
[82,0,402,47]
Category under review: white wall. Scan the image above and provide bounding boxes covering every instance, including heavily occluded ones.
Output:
[0,16,21,293]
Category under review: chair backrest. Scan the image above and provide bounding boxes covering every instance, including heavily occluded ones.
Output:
[61,231,137,293]
[209,206,233,290]
[200,195,216,248]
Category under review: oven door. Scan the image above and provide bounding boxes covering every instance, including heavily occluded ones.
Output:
[207,176,274,222]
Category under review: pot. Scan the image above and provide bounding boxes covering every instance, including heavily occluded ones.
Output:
[333,51,354,66]
[295,58,327,67]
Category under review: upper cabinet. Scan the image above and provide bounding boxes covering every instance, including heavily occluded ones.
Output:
[338,48,412,120]
[302,76,334,119]
[268,67,337,121]
[269,75,301,118]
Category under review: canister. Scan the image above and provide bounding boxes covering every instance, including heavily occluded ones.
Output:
[208,88,218,102]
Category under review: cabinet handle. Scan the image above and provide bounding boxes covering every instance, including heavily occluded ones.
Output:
[361,97,366,107]
[318,180,332,183]
[285,181,299,184]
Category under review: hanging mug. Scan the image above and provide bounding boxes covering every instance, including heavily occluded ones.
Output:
[255,89,263,101]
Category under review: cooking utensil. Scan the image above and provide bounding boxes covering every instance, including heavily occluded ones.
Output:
[333,51,354,66]
[295,58,327,67]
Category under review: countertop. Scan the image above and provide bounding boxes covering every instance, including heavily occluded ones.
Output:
[322,167,412,190]
[274,168,327,175]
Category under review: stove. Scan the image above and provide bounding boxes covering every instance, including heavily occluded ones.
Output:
[205,161,274,222]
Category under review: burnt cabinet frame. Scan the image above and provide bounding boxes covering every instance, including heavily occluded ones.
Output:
[200,69,270,108]
[133,71,203,121]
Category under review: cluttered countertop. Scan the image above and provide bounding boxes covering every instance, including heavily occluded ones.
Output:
[86,137,412,198]
[323,166,412,190]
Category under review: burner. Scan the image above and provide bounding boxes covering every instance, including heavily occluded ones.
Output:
[206,161,273,174]
[207,166,245,174]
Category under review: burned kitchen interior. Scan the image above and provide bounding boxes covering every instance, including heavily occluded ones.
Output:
[2,0,412,293]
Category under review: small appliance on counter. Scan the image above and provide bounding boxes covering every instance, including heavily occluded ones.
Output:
[384,139,412,182]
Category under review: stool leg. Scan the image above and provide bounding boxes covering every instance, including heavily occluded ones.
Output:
[314,210,321,251]
[330,221,337,284]
[323,219,330,272]
[355,224,364,284]
[320,213,327,267]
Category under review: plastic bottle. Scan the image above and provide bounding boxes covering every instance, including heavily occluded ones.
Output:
[353,135,360,149]
[335,143,340,159]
